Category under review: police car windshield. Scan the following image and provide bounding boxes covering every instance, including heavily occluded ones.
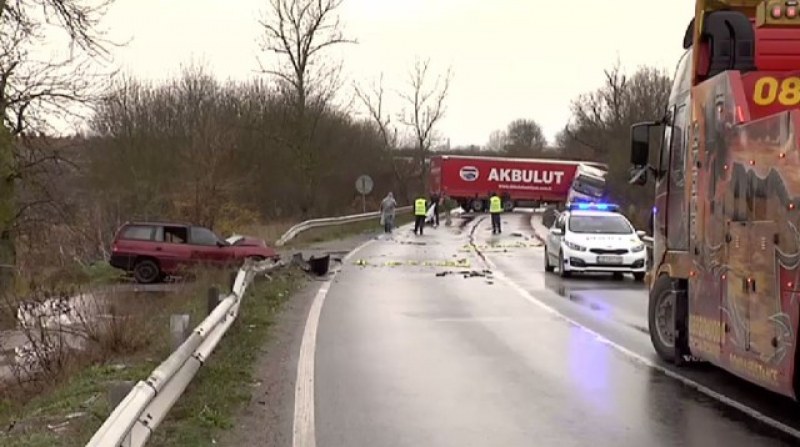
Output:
[568,214,633,234]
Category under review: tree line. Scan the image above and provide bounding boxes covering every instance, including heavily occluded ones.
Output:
[480,63,672,228]
[0,0,674,282]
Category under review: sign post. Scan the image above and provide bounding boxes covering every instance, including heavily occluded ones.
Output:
[355,174,374,213]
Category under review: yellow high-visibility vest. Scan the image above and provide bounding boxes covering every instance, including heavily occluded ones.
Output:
[489,196,502,213]
[415,198,427,216]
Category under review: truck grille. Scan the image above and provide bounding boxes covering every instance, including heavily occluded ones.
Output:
[589,248,628,255]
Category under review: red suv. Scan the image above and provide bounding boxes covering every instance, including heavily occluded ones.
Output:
[110,221,279,283]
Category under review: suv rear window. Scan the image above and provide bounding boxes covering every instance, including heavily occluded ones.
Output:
[120,225,155,241]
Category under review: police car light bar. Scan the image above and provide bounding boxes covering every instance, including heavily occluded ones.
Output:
[567,201,620,212]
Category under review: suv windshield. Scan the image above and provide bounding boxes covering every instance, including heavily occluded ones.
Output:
[190,226,225,246]
[568,214,633,234]
[572,175,605,197]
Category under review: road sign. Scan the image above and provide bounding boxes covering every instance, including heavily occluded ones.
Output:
[355,175,374,213]
[356,175,373,195]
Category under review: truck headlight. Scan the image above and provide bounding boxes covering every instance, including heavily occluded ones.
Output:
[564,240,587,252]
[631,244,645,253]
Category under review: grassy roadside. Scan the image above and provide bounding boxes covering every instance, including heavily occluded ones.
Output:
[0,269,303,447]
[147,270,303,446]
[0,270,232,447]
[0,212,412,446]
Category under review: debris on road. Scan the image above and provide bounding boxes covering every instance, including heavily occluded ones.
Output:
[459,240,540,252]
[352,258,472,268]
[435,269,493,280]
[292,252,339,276]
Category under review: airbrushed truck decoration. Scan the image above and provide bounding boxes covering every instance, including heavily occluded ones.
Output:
[429,155,606,212]
[629,0,800,399]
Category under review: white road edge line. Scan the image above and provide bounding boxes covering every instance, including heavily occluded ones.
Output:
[292,238,375,447]
[477,249,800,440]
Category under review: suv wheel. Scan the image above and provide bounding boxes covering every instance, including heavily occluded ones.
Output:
[134,259,161,284]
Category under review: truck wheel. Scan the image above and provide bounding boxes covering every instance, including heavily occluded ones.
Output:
[544,248,554,272]
[470,199,484,212]
[649,275,678,363]
[503,200,514,212]
[134,259,162,284]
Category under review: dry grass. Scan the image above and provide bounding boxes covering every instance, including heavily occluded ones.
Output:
[240,211,414,248]
[237,220,295,246]
[0,266,234,446]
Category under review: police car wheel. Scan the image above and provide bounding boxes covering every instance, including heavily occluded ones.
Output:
[558,251,571,278]
[544,248,554,272]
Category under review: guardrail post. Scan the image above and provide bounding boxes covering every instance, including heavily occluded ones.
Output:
[229,271,237,293]
[207,286,220,315]
[170,314,191,351]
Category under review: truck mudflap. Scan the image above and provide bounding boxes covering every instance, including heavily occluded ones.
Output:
[673,285,696,366]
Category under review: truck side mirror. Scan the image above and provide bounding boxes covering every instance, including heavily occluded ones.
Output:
[629,121,660,186]
[630,122,652,167]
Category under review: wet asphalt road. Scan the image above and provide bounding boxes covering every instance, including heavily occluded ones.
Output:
[312,213,800,446]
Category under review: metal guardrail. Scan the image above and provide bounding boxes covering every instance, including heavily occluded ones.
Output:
[86,258,283,447]
[275,206,413,247]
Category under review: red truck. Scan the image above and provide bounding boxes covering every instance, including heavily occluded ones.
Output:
[428,155,586,212]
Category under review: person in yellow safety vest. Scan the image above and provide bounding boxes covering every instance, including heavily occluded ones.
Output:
[489,192,502,234]
[414,196,428,235]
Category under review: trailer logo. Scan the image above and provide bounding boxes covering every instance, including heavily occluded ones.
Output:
[459,166,479,182]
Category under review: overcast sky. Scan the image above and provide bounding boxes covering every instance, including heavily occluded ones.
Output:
[99,0,693,147]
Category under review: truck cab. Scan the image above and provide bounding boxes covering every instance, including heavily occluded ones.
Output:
[566,163,608,204]
[628,0,800,399]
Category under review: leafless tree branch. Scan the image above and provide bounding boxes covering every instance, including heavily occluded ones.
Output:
[398,57,452,189]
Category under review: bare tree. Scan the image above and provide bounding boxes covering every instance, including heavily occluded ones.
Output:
[486,129,507,152]
[354,74,414,203]
[399,57,452,191]
[504,118,547,156]
[559,62,671,226]
[0,0,116,288]
[258,0,354,215]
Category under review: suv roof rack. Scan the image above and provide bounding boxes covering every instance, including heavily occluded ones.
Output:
[123,219,194,227]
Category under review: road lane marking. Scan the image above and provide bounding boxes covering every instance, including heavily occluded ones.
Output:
[473,241,800,440]
[292,238,375,447]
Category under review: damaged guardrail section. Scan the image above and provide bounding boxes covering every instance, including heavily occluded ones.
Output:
[86,258,284,447]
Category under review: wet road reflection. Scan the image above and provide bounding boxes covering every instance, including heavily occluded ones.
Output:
[478,213,800,442]
[311,213,800,446]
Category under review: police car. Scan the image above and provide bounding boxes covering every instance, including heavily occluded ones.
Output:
[543,202,647,281]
